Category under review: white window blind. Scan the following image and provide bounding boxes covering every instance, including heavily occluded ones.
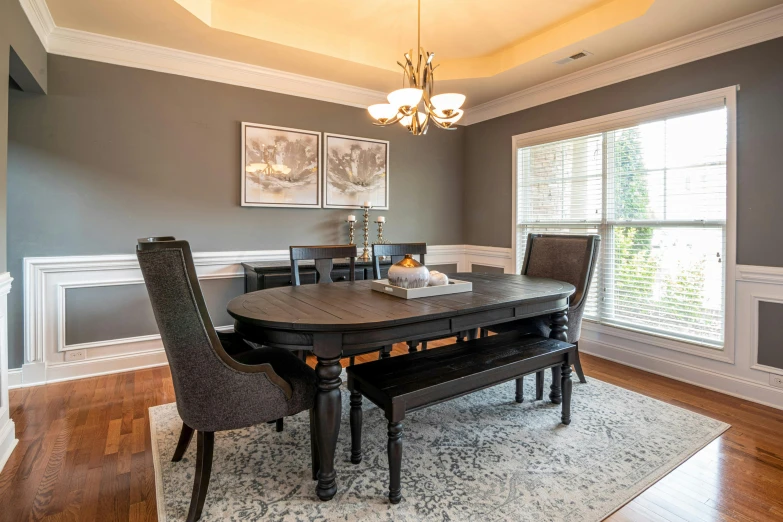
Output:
[516,106,728,348]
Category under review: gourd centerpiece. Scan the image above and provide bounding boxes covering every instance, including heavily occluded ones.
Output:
[388,255,430,289]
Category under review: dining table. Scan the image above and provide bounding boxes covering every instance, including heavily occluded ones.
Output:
[227,272,575,501]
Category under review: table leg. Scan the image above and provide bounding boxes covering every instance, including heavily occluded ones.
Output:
[314,355,342,501]
[548,309,568,404]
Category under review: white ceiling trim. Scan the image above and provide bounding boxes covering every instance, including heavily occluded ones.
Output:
[17,1,783,121]
[463,4,783,125]
[18,0,387,109]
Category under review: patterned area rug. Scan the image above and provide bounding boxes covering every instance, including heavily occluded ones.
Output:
[149,373,728,521]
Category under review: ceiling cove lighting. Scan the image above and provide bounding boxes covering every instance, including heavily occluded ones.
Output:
[367,0,465,135]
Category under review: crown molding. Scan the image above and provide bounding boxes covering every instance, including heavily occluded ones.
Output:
[18,0,55,49]
[463,4,783,125]
[18,1,387,109]
[18,1,783,120]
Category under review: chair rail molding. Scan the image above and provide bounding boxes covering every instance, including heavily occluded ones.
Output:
[0,273,17,473]
[17,245,472,388]
[581,263,783,410]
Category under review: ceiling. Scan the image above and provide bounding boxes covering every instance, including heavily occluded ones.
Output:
[44,0,783,107]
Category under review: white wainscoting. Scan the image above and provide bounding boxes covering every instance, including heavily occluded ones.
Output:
[580,264,783,410]
[15,245,481,388]
[0,274,16,473]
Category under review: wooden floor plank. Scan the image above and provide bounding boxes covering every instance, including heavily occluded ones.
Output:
[1,344,782,521]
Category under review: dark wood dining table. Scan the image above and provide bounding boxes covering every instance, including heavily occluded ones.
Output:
[227,272,575,501]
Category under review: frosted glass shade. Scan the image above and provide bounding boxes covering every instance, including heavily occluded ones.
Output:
[430,93,466,113]
[435,108,464,126]
[388,88,423,109]
[368,104,399,122]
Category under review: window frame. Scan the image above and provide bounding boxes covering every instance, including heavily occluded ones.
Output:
[510,87,737,362]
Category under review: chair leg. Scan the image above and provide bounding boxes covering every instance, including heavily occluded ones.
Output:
[186,431,214,522]
[573,342,587,383]
[515,377,524,403]
[172,422,195,462]
[388,421,403,504]
[379,345,392,359]
[561,362,573,425]
[350,391,363,464]
[309,409,319,481]
[406,341,418,353]
[276,418,284,432]
[421,341,428,351]
[535,371,544,401]
[480,328,489,338]
[349,356,356,366]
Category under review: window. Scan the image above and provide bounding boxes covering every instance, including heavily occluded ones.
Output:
[513,89,735,350]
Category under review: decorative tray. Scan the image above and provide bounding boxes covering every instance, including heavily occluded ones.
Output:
[371,278,473,299]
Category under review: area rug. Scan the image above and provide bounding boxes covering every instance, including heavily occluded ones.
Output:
[149,373,729,521]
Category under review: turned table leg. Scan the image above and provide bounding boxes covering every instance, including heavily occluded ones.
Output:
[314,355,342,501]
[548,309,568,404]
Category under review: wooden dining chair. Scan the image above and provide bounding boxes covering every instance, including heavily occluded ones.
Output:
[482,233,600,400]
[290,244,374,364]
[290,244,358,286]
[137,237,317,522]
[372,243,439,354]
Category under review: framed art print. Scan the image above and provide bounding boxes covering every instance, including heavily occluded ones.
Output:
[324,133,389,209]
[241,122,321,208]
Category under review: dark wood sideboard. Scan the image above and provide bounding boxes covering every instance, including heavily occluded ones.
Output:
[242,259,392,292]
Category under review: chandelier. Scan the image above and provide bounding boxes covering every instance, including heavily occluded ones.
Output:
[367,0,465,135]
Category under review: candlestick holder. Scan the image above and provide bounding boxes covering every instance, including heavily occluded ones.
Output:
[359,205,372,261]
[346,219,356,245]
[375,220,390,260]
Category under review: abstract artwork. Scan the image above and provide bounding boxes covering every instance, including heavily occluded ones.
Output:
[241,122,321,208]
[324,134,389,209]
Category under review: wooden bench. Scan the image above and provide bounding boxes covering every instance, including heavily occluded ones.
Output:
[346,331,576,504]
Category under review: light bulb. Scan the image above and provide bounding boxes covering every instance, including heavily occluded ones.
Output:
[430,93,466,115]
[388,88,423,110]
[368,104,399,123]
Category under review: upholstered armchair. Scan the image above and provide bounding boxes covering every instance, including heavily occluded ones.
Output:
[137,237,317,522]
[483,234,600,386]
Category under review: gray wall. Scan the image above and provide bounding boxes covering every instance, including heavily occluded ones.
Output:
[1,0,46,274]
[6,55,464,368]
[758,301,783,371]
[463,37,783,269]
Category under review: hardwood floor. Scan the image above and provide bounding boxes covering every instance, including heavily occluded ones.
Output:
[2,342,782,521]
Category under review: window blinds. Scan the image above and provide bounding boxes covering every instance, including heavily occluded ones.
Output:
[517,107,728,347]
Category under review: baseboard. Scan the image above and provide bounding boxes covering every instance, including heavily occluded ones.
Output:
[580,338,783,411]
[6,369,22,389]
[0,419,18,474]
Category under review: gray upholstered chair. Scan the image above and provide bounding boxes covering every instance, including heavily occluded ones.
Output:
[482,233,600,394]
[137,237,317,522]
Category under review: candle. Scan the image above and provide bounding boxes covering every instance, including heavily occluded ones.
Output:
[363,201,372,208]
[376,216,385,223]
[347,215,356,222]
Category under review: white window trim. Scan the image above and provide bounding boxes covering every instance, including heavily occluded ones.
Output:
[510,86,737,363]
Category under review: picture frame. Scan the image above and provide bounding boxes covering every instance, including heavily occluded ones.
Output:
[323,133,389,210]
[241,122,321,208]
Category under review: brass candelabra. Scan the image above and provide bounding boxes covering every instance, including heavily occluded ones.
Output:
[359,204,372,261]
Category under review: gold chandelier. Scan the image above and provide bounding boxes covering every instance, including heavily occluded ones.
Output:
[367,0,465,135]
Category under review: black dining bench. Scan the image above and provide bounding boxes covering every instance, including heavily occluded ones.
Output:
[346,330,576,504]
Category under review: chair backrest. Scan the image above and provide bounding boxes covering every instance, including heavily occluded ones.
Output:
[289,244,357,286]
[137,237,291,431]
[521,234,601,310]
[372,243,427,279]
